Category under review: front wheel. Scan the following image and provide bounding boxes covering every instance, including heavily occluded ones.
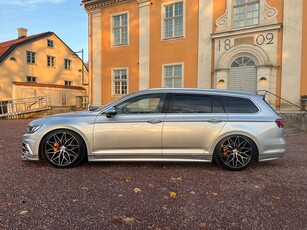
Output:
[41,129,86,168]
[214,135,256,171]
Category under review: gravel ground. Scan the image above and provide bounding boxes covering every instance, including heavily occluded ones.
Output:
[0,119,306,230]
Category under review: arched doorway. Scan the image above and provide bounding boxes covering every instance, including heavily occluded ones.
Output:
[228,56,257,93]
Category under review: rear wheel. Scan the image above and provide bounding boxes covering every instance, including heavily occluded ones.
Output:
[214,135,255,171]
[41,129,86,168]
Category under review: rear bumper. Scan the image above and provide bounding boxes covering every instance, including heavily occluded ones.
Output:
[258,137,286,162]
[258,150,286,162]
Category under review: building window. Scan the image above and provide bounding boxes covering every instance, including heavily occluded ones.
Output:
[64,81,72,86]
[26,51,36,64]
[26,76,37,83]
[47,56,56,68]
[64,59,72,70]
[233,0,259,28]
[47,39,54,48]
[10,57,16,62]
[113,68,128,96]
[163,1,184,39]
[112,13,128,46]
[163,64,183,88]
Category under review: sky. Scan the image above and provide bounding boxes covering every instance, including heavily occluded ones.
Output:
[0,0,88,60]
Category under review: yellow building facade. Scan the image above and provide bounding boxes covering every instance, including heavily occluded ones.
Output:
[0,29,89,108]
[83,0,307,110]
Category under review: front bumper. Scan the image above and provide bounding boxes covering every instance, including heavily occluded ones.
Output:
[21,136,40,161]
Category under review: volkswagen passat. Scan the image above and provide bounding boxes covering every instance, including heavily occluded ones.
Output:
[22,88,286,171]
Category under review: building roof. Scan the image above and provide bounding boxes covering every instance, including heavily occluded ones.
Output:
[13,82,86,91]
[0,32,53,63]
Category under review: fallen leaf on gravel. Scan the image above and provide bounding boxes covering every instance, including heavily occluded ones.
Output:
[171,176,182,181]
[133,187,141,193]
[169,191,177,199]
[199,223,207,228]
[118,194,124,197]
[254,185,260,188]
[123,217,135,222]
[7,202,16,207]
[81,186,89,191]
[272,195,280,200]
[19,210,28,215]
[191,191,196,195]
[148,183,154,188]
[20,199,27,204]
[162,205,168,210]
[211,192,218,196]
[124,176,132,182]
[112,216,136,223]
[113,217,123,222]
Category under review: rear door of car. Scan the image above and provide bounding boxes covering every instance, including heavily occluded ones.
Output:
[162,93,227,156]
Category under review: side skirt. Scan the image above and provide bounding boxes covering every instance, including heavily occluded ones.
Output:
[88,154,213,163]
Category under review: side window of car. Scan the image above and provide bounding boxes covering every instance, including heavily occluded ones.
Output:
[212,96,225,113]
[168,94,212,113]
[219,96,259,113]
[115,94,166,114]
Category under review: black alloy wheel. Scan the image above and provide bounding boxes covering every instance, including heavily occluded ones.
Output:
[41,129,86,168]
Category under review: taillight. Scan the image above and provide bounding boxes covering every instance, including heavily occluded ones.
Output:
[275,118,284,128]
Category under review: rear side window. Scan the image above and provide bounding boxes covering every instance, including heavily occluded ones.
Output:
[218,96,259,113]
[168,94,212,113]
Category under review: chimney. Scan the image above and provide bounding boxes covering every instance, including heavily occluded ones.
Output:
[17,28,28,39]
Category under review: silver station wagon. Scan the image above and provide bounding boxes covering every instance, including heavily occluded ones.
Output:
[22,88,286,171]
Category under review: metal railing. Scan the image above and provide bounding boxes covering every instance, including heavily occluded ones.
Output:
[0,96,51,118]
[257,90,307,116]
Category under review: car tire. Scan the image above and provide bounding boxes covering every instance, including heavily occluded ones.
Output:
[41,129,86,168]
[214,135,256,171]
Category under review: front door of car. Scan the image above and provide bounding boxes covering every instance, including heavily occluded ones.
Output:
[162,94,227,156]
[93,93,167,157]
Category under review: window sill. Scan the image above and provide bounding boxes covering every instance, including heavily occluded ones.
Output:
[111,43,129,48]
[161,36,185,42]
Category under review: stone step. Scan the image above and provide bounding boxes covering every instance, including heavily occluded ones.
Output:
[284,123,306,136]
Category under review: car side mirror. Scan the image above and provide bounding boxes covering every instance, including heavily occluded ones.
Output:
[88,104,100,111]
[104,107,117,118]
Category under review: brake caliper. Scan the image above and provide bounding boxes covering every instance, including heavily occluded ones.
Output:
[222,146,228,156]
[54,143,59,152]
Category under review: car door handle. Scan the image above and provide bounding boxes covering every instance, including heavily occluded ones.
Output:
[208,119,223,123]
[147,119,162,124]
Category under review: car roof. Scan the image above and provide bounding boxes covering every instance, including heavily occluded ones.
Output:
[139,88,259,98]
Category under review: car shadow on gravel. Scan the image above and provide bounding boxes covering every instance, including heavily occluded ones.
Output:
[19,156,286,173]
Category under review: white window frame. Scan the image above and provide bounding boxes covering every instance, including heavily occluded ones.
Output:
[161,0,186,41]
[112,68,129,96]
[64,59,72,70]
[111,11,129,47]
[47,55,56,68]
[26,51,36,64]
[162,62,184,88]
[233,0,259,28]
